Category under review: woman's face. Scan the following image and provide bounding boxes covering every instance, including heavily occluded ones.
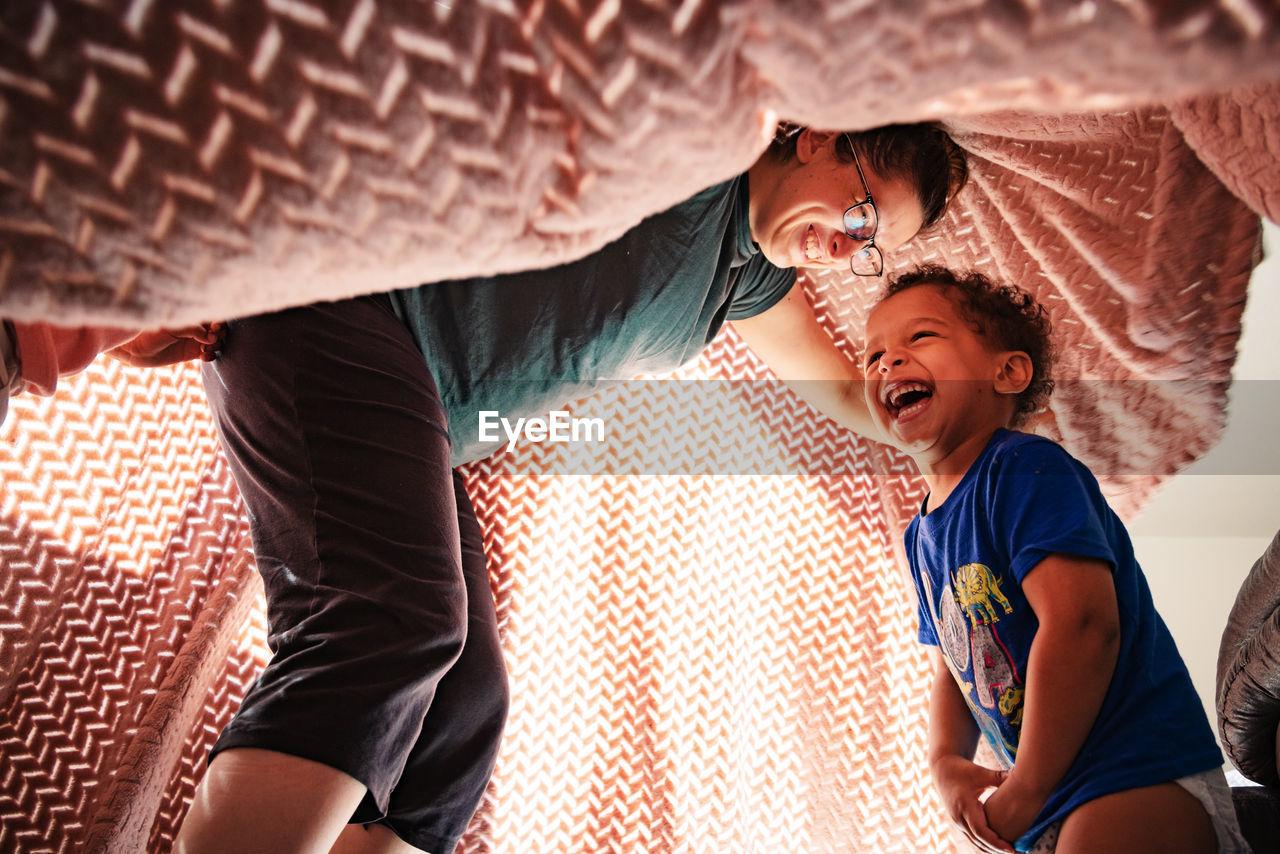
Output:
[750,130,926,272]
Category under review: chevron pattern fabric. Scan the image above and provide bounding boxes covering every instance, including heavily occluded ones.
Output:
[0,0,1277,327]
[0,362,266,853]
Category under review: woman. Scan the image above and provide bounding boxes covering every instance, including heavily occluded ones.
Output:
[177,121,968,854]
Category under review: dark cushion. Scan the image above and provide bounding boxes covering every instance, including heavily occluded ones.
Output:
[1232,785,1280,853]
[1218,529,1280,787]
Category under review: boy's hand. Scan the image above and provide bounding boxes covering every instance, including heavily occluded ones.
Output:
[982,776,1045,848]
[932,755,1016,853]
[107,322,225,367]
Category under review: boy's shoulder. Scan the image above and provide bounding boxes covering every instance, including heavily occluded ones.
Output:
[961,430,1103,503]
[984,429,1077,474]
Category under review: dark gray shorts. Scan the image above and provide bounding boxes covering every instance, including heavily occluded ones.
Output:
[201,294,508,853]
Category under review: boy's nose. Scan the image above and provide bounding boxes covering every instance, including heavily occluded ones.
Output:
[878,353,904,373]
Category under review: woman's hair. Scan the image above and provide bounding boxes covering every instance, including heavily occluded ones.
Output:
[882,265,1054,425]
[768,122,969,230]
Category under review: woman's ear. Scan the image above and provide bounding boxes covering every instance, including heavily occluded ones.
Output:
[994,351,1033,396]
[796,129,836,163]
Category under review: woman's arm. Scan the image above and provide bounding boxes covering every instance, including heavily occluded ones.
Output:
[730,282,879,440]
[983,552,1121,843]
[106,323,225,367]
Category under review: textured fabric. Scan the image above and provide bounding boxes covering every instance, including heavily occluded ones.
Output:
[906,430,1223,850]
[1172,79,1280,224]
[389,175,793,466]
[0,1,1277,328]
[201,295,508,849]
[0,361,261,854]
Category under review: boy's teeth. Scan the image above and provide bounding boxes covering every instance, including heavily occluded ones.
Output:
[889,383,923,407]
[897,399,928,418]
[887,382,932,412]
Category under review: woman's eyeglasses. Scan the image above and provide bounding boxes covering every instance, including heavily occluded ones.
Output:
[843,136,884,277]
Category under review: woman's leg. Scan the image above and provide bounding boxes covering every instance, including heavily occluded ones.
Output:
[362,472,510,852]
[179,295,471,853]
[1055,781,1216,854]
[177,749,366,854]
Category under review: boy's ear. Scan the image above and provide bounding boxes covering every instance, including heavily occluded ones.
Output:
[994,351,1033,396]
[796,129,836,163]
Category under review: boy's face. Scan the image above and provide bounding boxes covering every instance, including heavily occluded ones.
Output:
[862,284,1022,469]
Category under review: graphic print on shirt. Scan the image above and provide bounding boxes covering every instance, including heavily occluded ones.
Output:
[922,564,1025,762]
[954,562,1013,625]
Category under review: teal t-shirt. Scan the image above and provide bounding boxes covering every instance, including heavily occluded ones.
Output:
[389,175,795,465]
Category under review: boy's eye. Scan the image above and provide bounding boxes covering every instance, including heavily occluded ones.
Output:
[865,351,883,368]
[911,331,936,341]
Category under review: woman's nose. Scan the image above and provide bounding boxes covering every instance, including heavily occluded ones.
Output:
[837,228,875,255]
[832,232,855,261]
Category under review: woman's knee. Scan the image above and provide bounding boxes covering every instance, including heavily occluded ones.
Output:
[392,589,472,676]
[452,616,510,728]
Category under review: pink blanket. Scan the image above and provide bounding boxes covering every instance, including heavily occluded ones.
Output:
[0,1,1276,327]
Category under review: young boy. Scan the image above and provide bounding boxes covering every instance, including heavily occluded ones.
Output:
[861,265,1247,854]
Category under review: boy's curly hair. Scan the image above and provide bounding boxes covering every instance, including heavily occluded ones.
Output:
[882,265,1055,426]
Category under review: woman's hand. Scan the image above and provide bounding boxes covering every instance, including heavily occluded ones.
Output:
[932,754,1016,853]
[107,322,225,367]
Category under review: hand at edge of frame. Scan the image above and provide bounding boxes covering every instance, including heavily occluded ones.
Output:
[107,322,226,367]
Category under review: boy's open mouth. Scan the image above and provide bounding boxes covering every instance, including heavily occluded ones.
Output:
[885,381,933,419]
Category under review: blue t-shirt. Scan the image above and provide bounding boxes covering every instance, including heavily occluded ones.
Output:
[904,429,1222,851]
[390,175,795,465]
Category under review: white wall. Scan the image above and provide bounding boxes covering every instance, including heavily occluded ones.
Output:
[1129,219,1280,752]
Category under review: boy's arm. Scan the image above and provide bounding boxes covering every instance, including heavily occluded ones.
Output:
[928,649,1015,853]
[730,283,879,440]
[983,552,1121,843]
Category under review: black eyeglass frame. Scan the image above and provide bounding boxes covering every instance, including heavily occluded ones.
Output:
[842,135,885,277]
